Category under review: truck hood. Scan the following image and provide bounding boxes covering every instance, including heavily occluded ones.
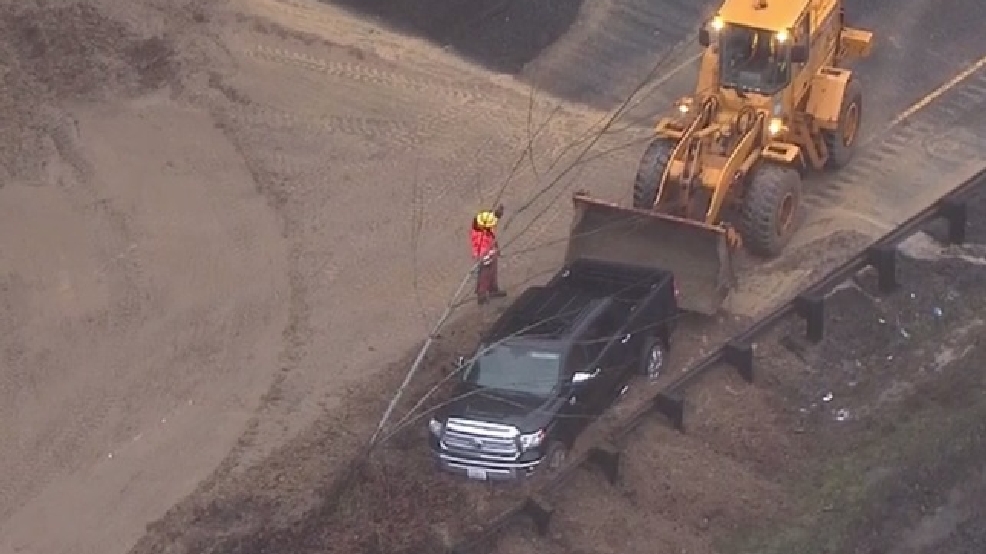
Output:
[440,385,557,431]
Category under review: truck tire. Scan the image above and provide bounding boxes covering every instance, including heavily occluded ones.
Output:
[633,139,674,209]
[542,440,568,475]
[740,164,803,257]
[640,336,667,381]
[823,79,862,170]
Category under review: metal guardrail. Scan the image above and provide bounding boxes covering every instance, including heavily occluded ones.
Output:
[443,166,986,554]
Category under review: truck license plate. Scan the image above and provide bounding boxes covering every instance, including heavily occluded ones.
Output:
[466,467,488,480]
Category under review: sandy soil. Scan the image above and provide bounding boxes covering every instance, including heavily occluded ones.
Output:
[1,0,985,553]
[488,183,986,554]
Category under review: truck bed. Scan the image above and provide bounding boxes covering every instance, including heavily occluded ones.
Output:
[547,258,675,302]
[483,258,677,344]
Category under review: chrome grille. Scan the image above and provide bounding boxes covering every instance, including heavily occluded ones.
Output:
[442,418,520,459]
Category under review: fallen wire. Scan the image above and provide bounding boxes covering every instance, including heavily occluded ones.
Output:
[370,30,705,448]
[376,271,688,447]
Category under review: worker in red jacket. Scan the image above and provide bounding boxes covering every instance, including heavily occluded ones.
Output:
[471,205,507,305]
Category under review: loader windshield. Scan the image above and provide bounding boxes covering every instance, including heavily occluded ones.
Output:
[719,24,790,94]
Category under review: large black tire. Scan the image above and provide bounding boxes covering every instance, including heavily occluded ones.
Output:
[633,139,674,209]
[822,79,863,170]
[740,165,803,257]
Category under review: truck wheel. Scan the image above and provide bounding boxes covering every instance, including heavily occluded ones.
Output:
[542,441,568,474]
[740,165,803,257]
[823,79,862,170]
[640,336,667,381]
[633,139,674,209]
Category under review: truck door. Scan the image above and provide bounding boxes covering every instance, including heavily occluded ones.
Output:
[562,344,595,432]
[599,302,637,382]
[572,327,609,415]
[581,317,627,408]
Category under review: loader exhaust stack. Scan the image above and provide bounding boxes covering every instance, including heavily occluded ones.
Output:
[565,193,736,315]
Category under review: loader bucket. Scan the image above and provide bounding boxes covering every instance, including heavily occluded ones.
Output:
[565,194,736,315]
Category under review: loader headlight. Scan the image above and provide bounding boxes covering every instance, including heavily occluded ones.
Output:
[776,29,789,43]
[768,117,785,135]
[710,16,724,31]
[676,97,694,114]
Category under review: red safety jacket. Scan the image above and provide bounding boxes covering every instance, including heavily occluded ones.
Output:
[470,226,496,260]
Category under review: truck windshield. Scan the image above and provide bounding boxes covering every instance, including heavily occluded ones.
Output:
[465,345,562,397]
[719,24,790,94]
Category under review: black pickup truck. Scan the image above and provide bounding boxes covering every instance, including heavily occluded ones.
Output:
[428,258,678,481]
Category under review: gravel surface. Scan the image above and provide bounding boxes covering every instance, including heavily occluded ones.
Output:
[488,185,986,554]
[2,1,985,553]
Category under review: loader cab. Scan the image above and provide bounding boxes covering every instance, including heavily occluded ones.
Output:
[700,16,809,97]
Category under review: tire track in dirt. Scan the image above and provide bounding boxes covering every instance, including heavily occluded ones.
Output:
[244,44,485,101]
[199,103,322,473]
[203,61,467,470]
[803,66,986,213]
[519,0,713,109]
[45,109,147,331]
[235,44,507,158]
[222,100,421,146]
[234,38,600,307]
[0,105,151,528]
[166,1,673,535]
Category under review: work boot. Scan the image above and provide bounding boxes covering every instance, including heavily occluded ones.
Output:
[489,289,507,299]
[477,293,489,305]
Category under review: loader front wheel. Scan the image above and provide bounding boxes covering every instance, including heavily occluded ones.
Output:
[823,79,863,170]
[633,139,674,209]
[740,165,803,257]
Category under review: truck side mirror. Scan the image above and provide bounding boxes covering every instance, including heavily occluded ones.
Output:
[790,45,808,64]
[698,29,711,47]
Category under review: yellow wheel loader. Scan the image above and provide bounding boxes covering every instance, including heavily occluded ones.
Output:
[566,0,873,314]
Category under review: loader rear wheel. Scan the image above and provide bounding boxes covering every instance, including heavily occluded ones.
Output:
[633,139,674,209]
[823,79,863,170]
[740,165,803,257]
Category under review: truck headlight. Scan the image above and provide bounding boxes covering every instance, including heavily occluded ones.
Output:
[518,429,546,450]
[428,418,444,436]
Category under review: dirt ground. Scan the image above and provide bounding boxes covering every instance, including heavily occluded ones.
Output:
[1,0,985,553]
[492,180,986,554]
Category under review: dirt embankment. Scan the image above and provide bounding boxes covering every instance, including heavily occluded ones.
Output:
[493,188,986,554]
[0,2,180,183]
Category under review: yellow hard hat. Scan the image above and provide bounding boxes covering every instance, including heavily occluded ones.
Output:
[475,211,498,229]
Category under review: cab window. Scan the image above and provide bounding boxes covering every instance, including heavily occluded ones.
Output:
[719,24,791,94]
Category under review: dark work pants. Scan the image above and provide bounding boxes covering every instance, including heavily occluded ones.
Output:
[476,256,499,297]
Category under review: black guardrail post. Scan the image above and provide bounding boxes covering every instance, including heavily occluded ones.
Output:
[865,243,899,293]
[588,442,622,485]
[653,391,685,431]
[523,494,554,536]
[794,293,825,343]
[939,197,968,245]
[723,339,754,383]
